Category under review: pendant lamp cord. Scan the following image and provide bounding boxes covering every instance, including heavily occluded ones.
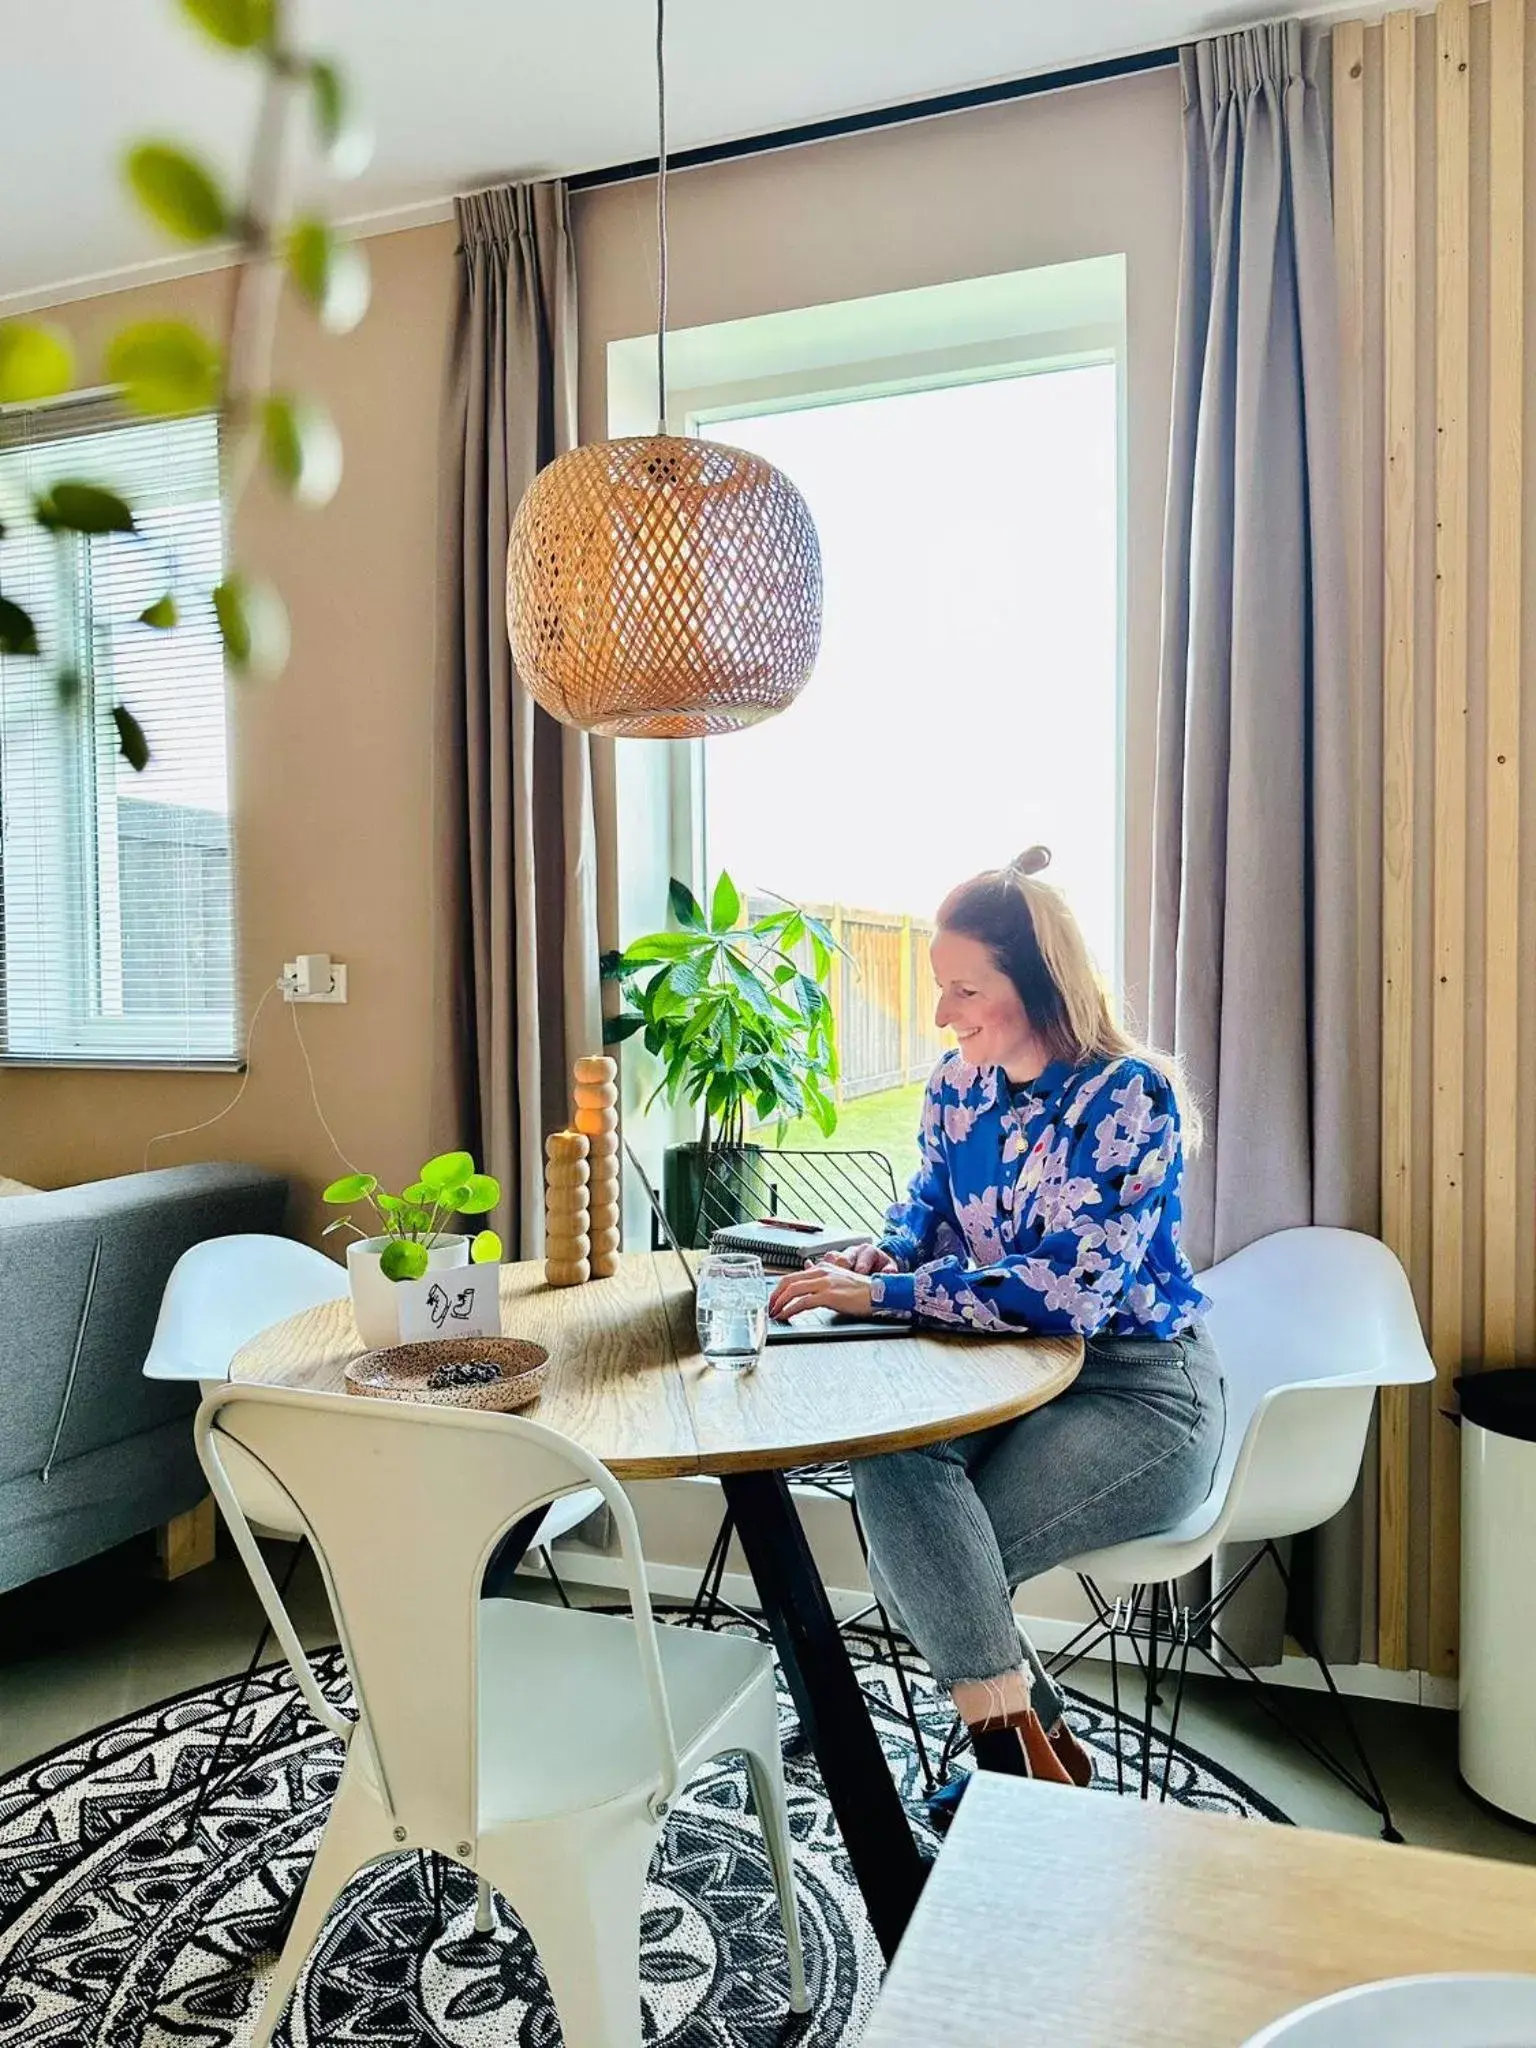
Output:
[655,0,669,435]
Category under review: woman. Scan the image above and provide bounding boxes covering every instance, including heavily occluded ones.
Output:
[768,848,1224,1808]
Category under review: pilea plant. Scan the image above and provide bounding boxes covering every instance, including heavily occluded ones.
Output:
[322,1151,503,1281]
[0,0,370,769]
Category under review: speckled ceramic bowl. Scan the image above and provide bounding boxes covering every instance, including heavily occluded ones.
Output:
[343,1337,548,1411]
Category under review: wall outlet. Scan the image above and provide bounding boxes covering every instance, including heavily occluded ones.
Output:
[282,953,348,1003]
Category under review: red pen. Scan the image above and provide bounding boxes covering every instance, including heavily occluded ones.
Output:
[757,1215,821,1232]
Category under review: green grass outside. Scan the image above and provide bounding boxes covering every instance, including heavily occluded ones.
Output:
[751,1080,924,1187]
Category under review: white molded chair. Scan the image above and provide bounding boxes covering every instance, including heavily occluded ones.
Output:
[197,1382,807,2048]
[143,1232,351,1388]
[1058,1227,1435,1834]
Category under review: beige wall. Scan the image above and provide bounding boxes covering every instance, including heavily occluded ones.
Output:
[573,65,1184,1020]
[0,220,459,1241]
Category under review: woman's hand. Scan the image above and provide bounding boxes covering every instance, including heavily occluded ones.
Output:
[824,1243,900,1276]
[769,1262,878,1321]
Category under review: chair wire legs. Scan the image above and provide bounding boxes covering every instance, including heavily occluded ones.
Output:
[177,1537,307,1851]
[539,1546,574,1609]
[1074,1544,1403,1840]
[932,1546,1401,1840]
[685,1488,937,1792]
[848,1496,936,1794]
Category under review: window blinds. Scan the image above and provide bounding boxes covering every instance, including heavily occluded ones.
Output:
[0,402,236,1065]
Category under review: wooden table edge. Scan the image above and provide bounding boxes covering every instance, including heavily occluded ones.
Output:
[681,1364,1083,1476]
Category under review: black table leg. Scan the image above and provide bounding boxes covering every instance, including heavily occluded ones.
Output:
[722,1469,926,1962]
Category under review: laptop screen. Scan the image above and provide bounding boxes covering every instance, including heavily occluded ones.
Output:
[623,1137,698,1303]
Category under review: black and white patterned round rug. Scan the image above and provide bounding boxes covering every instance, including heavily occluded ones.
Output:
[0,1626,1287,2047]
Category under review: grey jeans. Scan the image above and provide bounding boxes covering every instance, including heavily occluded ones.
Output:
[852,1323,1226,1692]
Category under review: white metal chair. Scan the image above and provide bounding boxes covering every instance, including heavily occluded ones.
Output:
[197,1381,807,2048]
[144,1232,602,1881]
[1049,1227,1436,1835]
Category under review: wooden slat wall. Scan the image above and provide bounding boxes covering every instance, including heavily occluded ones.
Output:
[1429,0,1470,1679]
[1337,0,1532,1675]
[1377,7,1419,1673]
[1485,0,1525,1368]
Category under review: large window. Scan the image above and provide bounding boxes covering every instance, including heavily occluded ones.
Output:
[0,407,235,1065]
[700,362,1120,1176]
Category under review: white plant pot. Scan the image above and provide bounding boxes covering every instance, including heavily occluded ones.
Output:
[346,1234,469,1350]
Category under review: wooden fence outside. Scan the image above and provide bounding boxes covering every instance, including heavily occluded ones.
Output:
[750,897,945,1101]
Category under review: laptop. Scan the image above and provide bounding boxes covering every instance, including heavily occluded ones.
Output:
[624,1140,895,1345]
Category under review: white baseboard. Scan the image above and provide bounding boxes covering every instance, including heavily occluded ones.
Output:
[1020,1610,1458,1711]
[520,1550,1459,1710]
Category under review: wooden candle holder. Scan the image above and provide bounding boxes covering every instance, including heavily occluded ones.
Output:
[544,1128,590,1286]
[573,1053,620,1277]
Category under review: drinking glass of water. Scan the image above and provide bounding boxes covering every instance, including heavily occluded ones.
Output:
[696,1252,768,1372]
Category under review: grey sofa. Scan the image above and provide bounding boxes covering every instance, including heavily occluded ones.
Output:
[0,1162,287,1595]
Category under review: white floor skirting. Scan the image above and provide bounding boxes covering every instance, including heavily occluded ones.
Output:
[522,1547,1458,1713]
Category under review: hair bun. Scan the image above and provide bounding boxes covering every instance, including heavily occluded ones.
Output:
[1010,845,1052,877]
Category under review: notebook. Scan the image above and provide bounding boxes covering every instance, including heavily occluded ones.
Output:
[708,1220,871,1271]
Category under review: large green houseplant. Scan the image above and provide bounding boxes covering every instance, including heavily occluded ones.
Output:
[603,875,841,1244]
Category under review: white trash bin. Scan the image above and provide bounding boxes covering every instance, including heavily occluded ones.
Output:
[1459,1367,1536,1824]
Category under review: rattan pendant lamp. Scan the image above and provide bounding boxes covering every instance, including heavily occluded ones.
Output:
[505,0,823,738]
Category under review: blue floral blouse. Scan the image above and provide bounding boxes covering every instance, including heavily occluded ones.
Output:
[868,1051,1209,1339]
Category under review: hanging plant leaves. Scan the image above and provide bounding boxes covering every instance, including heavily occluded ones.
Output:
[106,320,221,416]
[0,597,39,657]
[125,143,231,244]
[177,0,274,50]
[112,703,151,771]
[0,320,74,404]
[470,1229,502,1264]
[213,573,290,678]
[261,393,343,507]
[34,482,136,534]
[138,594,179,629]
[284,218,371,335]
[308,59,372,177]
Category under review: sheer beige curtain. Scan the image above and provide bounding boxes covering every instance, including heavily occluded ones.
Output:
[1153,25,1378,1661]
[435,182,614,1256]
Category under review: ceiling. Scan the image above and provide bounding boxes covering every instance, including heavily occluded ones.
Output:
[3,0,1366,308]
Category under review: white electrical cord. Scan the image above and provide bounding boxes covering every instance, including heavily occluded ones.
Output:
[142,971,362,1177]
[143,975,281,1170]
[287,995,363,1175]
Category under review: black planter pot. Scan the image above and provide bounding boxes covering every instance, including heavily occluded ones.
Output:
[662,1142,763,1248]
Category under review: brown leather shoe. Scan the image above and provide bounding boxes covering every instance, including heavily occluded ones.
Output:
[1047,1718,1095,1788]
[969,1706,1074,1786]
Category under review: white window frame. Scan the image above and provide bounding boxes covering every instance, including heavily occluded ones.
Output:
[605,259,1128,1219]
[0,407,238,1069]
[606,256,1129,970]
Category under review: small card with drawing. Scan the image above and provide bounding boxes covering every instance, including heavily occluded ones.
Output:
[395,1267,502,1344]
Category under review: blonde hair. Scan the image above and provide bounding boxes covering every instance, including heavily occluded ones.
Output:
[936,847,1203,1150]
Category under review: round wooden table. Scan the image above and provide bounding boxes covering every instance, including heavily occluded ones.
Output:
[232,1251,1081,1956]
